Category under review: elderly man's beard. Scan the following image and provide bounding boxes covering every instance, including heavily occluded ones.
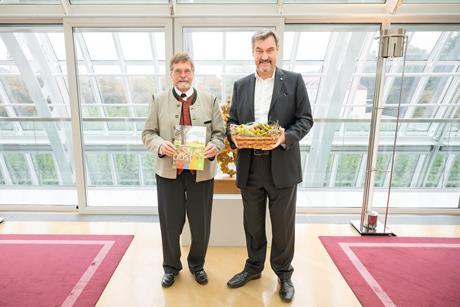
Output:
[177,79,191,89]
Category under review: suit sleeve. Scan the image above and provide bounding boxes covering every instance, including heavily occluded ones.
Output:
[284,73,314,149]
[226,82,239,149]
[141,95,166,157]
[209,96,225,152]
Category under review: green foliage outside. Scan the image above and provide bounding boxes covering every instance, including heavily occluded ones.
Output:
[447,155,460,187]
[391,153,419,187]
[142,154,155,185]
[4,153,31,185]
[115,153,140,185]
[86,152,113,185]
[335,153,361,187]
[374,154,391,187]
[0,167,5,184]
[323,154,333,187]
[33,153,59,185]
[425,153,446,187]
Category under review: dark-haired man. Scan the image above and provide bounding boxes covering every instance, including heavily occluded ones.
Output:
[226,30,313,302]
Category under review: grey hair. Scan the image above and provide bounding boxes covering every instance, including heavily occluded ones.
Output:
[169,52,195,72]
[251,29,279,50]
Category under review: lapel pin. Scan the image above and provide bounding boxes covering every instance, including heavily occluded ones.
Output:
[280,77,283,81]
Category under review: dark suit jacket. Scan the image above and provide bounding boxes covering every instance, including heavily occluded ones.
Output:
[226,68,313,189]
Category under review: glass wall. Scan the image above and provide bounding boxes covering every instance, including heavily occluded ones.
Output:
[0,5,458,211]
[373,24,460,209]
[73,27,166,206]
[0,26,76,206]
[283,24,380,207]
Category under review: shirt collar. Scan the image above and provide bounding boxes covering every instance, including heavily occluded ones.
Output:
[174,87,194,100]
[255,68,276,81]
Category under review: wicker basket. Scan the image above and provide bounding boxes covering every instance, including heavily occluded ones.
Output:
[230,124,281,150]
[232,135,278,150]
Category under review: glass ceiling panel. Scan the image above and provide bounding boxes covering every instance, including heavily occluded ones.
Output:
[48,32,66,61]
[285,32,330,61]
[178,0,275,3]
[119,32,152,60]
[439,31,460,60]
[404,0,460,3]
[406,31,441,61]
[284,0,384,3]
[384,24,460,133]
[70,0,167,3]
[83,32,118,60]
[0,0,60,3]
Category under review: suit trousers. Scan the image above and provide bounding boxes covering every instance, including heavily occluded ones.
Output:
[156,171,213,274]
[240,153,296,280]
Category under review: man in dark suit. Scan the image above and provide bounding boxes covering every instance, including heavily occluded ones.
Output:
[226,29,313,302]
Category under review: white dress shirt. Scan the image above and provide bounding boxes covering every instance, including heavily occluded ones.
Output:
[254,69,276,124]
[174,87,194,101]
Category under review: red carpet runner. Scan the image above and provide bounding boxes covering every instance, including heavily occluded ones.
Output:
[0,234,133,307]
[320,236,460,307]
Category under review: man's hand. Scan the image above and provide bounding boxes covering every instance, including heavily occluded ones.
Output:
[159,141,177,157]
[231,136,239,148]
[204,143,218,159]
[271,127,285,149]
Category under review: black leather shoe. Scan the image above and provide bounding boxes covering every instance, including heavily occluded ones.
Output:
[161,272,177,288]
[192,269,208,285]
[279,279,295,302]
[227,271,261,288]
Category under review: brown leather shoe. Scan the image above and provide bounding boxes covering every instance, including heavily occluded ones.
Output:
[279,279,295,302]
[227,271,261,288]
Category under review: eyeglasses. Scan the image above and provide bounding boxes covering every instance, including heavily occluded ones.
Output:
[173,69,193,76]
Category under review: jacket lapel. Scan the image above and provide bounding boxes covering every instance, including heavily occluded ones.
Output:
[268,68,284,115]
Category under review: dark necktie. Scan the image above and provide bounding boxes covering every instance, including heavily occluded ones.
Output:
[177,92,195,175]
